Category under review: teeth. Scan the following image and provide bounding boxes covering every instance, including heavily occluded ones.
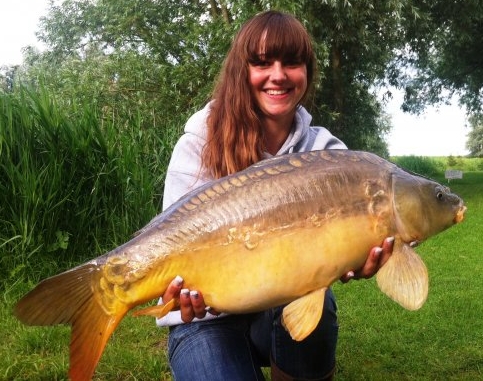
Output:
[266,89,288,95]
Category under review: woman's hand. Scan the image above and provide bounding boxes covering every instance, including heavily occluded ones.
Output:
[162,275,218,323]
[340,237,394,283]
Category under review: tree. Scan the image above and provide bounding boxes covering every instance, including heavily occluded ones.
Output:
[466,114,483,157]
[0,65,21,92]
[299,0,411,155]
[23,1,256,140]
[395,0,483,115]
[391,0,483,157]
[16,0,419,158]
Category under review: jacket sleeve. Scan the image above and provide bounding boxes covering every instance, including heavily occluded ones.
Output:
[162,104,213,210]
[162,134,210,211]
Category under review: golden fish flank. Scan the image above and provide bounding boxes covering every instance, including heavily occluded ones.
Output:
[14,149,466,381]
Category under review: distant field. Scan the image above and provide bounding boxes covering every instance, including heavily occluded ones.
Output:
[391,155,483,175]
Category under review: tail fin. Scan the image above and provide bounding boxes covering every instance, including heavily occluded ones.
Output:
[14,264,128,381]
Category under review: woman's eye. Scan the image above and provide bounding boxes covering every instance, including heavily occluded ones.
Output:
[249,58,270,67]
[256,60,271,67]
[284,59,302,67]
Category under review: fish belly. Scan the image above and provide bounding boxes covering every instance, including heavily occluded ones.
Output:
[134,213,388,314]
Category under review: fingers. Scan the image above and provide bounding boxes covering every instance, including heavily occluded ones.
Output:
[340,237,395,283]
[162,275,184,303]
[179,289,211,322]
[179,289,195,322]
[163,274,208,322]
[339,270,355,283]
[340,249,381,283]
[379,236,394,268]
[190,291,208,319]
[163,276,218,322]
[360,246,384,279]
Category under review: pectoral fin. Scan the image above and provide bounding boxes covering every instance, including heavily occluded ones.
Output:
[376,241,428,310]
[282,288,327,341]
[132,298,178,318]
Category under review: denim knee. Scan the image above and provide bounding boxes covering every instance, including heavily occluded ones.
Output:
[251,288,339,379]
[168,315,265,381]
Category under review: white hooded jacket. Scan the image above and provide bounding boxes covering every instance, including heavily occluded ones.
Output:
[157,102,347,326]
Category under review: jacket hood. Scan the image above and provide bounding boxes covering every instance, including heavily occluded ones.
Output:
[184,103,315,155]
[276,106,313,155]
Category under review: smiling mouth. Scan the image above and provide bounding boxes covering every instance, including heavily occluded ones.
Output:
[266,89,290,95]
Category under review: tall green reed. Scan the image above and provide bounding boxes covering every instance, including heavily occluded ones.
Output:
[0,86,170,288]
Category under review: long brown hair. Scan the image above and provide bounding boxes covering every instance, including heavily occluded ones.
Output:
[202,10,317,179]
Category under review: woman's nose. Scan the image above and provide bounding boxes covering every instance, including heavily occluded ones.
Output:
[269,61,287,81]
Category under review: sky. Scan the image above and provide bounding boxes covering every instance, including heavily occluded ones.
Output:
[1,1,470,157]
[384,91,469,157]
[1,1,49,66]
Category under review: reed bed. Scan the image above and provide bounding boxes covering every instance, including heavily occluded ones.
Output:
[0,87,173,289]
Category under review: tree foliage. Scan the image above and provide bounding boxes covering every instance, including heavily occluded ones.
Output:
[396,0,483,115]
[4,0,483,157]
[23,0,236,137]
[467,114,483,157]
[300,0,412,154]
[10,0,417,158]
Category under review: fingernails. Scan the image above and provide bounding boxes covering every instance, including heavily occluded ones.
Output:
[374,247,383,256]
[346,270,355,279]
[385,237,395,244]
[174,275,183,286]
[180,288,190,297]
[189,290,199,299]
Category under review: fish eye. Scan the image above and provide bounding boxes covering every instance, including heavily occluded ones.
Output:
[435,187,446,201]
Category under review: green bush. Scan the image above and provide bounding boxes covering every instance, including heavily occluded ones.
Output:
[391,155,443,177]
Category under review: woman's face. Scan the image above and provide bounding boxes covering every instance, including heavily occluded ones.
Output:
[248,57,307,123]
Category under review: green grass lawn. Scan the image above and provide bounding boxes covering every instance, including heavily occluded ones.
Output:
[334,172,483,380]
[2,172,482,380]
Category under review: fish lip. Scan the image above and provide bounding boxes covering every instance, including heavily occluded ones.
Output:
[454,204,466,223]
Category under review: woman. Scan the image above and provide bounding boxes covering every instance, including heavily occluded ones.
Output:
[157,10,393,381]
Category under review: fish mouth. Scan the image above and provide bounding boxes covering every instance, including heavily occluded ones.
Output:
[454,204,466,223]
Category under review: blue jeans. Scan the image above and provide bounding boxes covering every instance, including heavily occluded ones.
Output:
[167,289,338,380]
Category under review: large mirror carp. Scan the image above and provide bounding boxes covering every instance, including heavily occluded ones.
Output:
[14,149,466,380]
